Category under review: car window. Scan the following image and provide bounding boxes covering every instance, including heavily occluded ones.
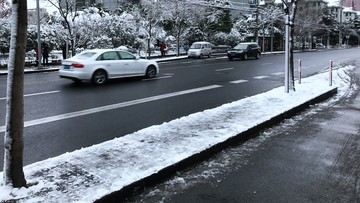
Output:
[98,51,120,60]
[234,44,248,50]
[73,52,97,59]
[118,51,136,60]
[190,44,202,49]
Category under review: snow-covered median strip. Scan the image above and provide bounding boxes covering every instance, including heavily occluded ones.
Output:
[0,66,356,202]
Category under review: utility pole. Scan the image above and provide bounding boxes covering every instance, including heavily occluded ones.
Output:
[339,0,343,47]
[283,0,290,93]
[254,0,259,43]
[36,0,42,69]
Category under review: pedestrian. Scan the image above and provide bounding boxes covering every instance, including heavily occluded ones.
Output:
[42,43,49,66]
[61,43,67,60]
[160,42,167,57]
[35,48,39,66]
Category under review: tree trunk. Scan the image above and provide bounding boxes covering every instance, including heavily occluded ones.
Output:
[289,0,298,91]
[289,24,295,91]
[3,0,27,188]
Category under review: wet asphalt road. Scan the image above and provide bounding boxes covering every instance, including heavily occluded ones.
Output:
[124,65,360,202]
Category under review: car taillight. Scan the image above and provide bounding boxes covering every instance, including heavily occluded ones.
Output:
[72,63,84,68]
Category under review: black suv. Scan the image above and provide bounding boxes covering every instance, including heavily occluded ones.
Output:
[227,42,261,60]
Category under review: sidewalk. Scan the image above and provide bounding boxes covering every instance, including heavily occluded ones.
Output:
[1,61,356,202]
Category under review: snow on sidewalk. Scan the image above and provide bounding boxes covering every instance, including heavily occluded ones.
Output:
[0,66,355,203]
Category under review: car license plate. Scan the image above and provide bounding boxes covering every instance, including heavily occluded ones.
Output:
[63,65,70,69]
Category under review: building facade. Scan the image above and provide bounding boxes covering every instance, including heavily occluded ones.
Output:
[28,8,48,25]
[60,0,140,11]
[342,0,360,11]
[328,1,358,23]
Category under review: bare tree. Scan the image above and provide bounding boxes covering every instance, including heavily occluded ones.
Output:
[139,0,164,58]
[3,0,28,187]
[161,0,199,56]
[289,0,298,91]
[48,0,78,56]
[295,7,323,47]
[0,0,11,18]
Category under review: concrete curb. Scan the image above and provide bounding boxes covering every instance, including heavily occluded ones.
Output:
[0,67,60,76]
[95,87,338,202]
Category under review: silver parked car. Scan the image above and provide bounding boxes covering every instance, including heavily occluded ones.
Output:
[59,49,159,85]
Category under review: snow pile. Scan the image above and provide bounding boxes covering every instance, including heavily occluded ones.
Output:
[0,66,356,202]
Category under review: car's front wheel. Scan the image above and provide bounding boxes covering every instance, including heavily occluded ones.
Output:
[255,52,260,59]
[145,66,157,78]
[92,69,107,85]
[243,53,248,60]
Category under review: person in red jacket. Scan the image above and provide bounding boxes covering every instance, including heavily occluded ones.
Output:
[160,42,167,57]
[42,43,49,66]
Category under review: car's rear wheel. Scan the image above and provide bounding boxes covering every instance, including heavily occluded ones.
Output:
[145,66,157,78]
[255,52,260,59]
[92,69,107,85]
[243,53,248,60]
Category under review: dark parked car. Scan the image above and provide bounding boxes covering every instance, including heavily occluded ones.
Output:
[227,42,261,60]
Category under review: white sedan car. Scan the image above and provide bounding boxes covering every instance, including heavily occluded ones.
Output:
[59,49,159,85]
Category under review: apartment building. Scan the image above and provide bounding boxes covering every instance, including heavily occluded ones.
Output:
[61,0,140,11]
[28,8,48,25]
[342,0,360,11]
[328,0,358,22]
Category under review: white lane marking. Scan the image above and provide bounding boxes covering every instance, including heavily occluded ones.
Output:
[142,75,172,81]
[162,73,175,76]
[261,63,273,66]
[230,79,248,84]
[216,68,234,72]
[0,90,60,101]
[0,85,223,133]
[254,76,269,79]
[271,72,284,76]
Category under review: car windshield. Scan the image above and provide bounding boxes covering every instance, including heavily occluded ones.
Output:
[190,44,202,49]
[73,52,97,59]
[233,44,249,50]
